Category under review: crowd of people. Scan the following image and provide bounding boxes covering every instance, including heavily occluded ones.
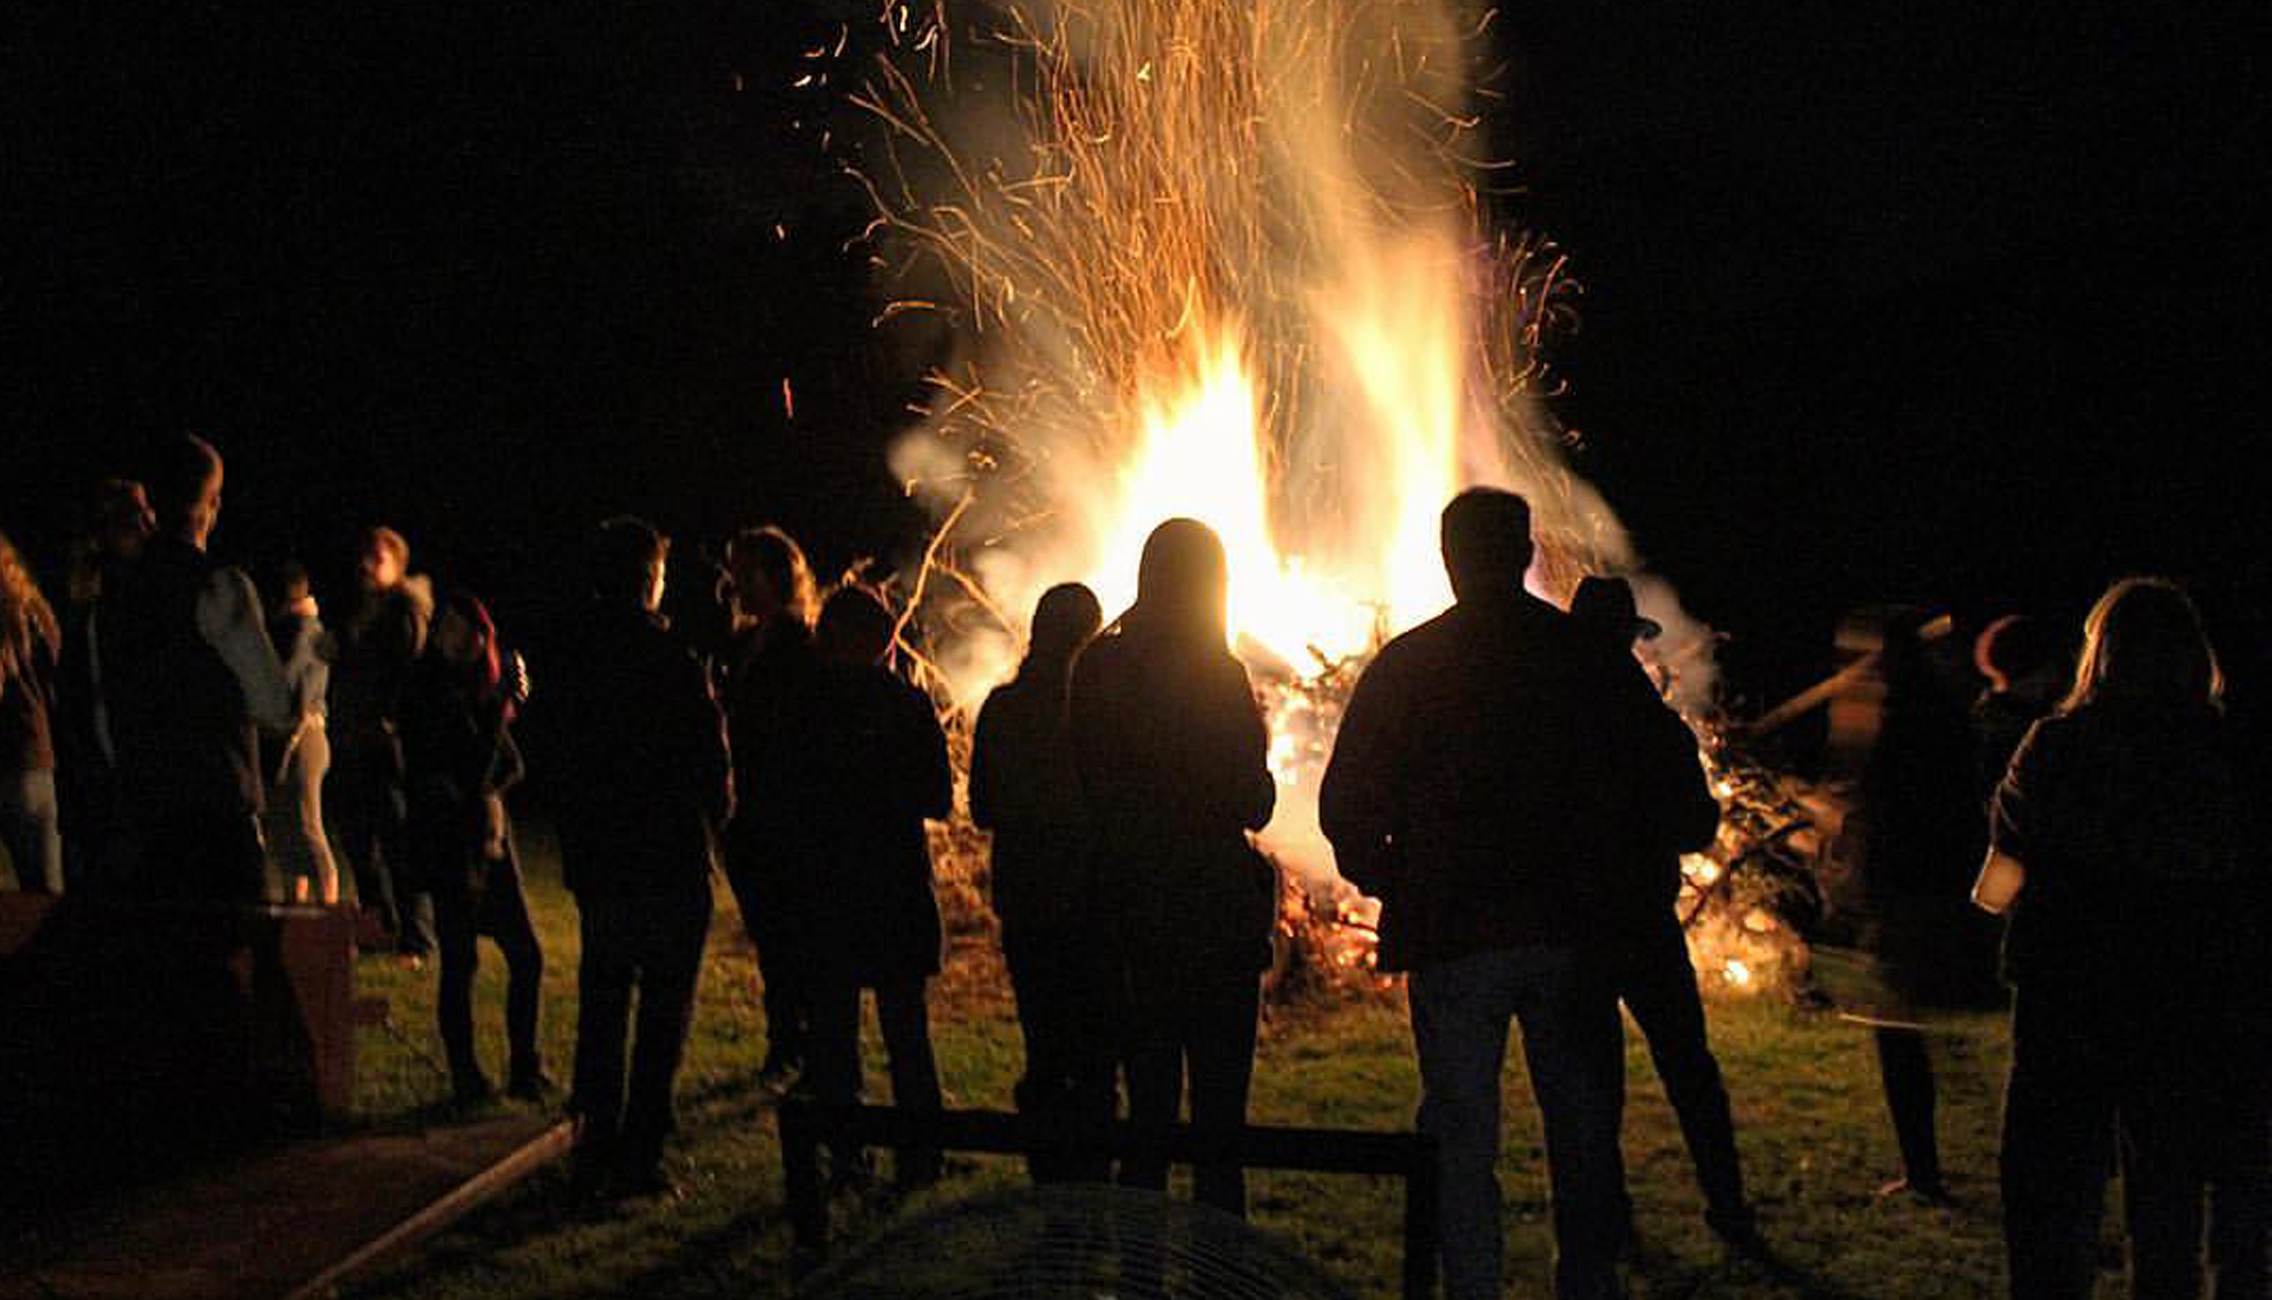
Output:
[1,437,2264,1299]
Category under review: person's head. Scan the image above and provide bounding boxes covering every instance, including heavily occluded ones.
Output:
[1973,613,2061,694]
[88,479,155,561]
[147,434,224,548]
[1022,582,1103,680]
[816,584,896,668]
[726,525,817,628]
[1,528,60,682]
[1569,575,1660,648]
[357,526,409,594]
[1132,518,1229,648]
[1440,488,1533,603]
[2060,577,2223,715]
[594,515,670,612]
[431,590,501,691]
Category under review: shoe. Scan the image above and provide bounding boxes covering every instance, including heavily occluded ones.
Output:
[1875,1176,1950,1205]
[394,951,426,972]
[505,1067,556,1102]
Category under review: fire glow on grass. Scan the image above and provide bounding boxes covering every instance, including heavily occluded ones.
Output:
[834,0,1771,990]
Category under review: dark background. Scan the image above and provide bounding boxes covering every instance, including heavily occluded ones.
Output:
[8,2,2265,713]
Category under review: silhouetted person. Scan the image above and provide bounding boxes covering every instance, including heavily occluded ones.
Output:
[798,584,951,1190]
[1072,519,1276,1218]
[1976,578,2268,1300]
[719,525,822,1092]
[1970,613,2066,803]
[54,479,153,892]
[1831,606,2000,1203]
[1570,575,1755,1247]
[100,435,292,902]
[1322,489,1679,1300]
[551,517,732,1198]
[329,524,434,956]
[971,582,1112,1183]
[1,529,64,893]
[263,561,339,905]
[401,591,547,1105]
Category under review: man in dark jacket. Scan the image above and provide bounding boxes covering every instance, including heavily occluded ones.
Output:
[1570,575,1754,1247]
[101,435,293,902]
[550,517,732,1198]
[1321,490,1690,1300]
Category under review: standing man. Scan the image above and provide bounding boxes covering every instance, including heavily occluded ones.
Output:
[551,517,732,1198]
[1321,489,1687,1300]
[101,434,293,902]
[329,525,433,956]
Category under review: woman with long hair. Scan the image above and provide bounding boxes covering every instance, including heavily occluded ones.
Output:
[1,529,65,892]
[1070,519,1277,1216]
[1976,577,2266,1298]
[971,582,1110,1183]
[719,524,823,1090]
[400,590,546,1104]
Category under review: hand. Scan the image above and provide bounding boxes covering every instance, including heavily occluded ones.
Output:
[505,651,532,707]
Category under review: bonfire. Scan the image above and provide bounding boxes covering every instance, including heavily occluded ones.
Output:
[802,0,1820,997]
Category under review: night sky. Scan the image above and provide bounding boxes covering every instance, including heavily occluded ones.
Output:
[8,2,2265,714]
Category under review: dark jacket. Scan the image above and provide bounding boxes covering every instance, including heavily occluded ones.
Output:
[100,537,264,818]
[1320,591,1685,972]
[398,657,522,889]
[1070,620,1276,977]
[1992,700,2265,992]
[971,670,1090,935]
[548,604,732,896]
[721,620,821,878]
[329,581,430,746]
[806,662,951,984]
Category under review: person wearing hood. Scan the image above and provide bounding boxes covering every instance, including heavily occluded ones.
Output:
[1071,519,1277,1218]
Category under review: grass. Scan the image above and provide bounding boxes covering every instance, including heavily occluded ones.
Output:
[344,828,2120,1299]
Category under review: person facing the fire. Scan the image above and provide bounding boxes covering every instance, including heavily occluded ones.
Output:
[1975,577,2267,1300]
[329,523,435,958]
[796,583,951,1192]
[718,524,824,1094]
[1071,518,1276,1218]
[1321,488,1677,1300]
[550,516,732,1199]
[971,581,1112,1184]
[1830,606,2001,1204]
[1569,575,1757,1249]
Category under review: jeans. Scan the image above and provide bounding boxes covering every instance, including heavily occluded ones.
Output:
[0,769,64,893]
[1004,923,1119,1183]
[1411,945,1628,1300]
[330,735,432,952]
[435,856,544,1090]
[1609,912,1748,1228]
[1118,966,1261,1216]
[263,723,338,904]
[805,973,946,1185]
[570,882,711,1172]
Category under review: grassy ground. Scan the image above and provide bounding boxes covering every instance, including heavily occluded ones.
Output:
[344,829,2113,1300]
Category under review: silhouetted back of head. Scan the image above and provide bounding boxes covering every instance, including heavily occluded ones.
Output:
[147,434,223,540]
[1132,518,1228,648]
[593,516,669,610]
[1440,488,1532,602]
[1025,583,1103,676]
[1973,614,2061,693]
[1570,575,1660,646]
[728,524,817,628]
[2063,577,2223,714]
[817,585,895,668]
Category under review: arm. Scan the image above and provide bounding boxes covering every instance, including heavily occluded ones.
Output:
[1320,653,1404,899]
[198,567,294,730]
[911,687,953,822]
[1222,664,1275,831]
[1976,718,2048,914]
